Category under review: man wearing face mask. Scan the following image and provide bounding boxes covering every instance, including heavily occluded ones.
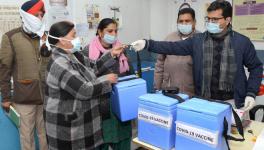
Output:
[154,7,199,96]
[131,1,263,113]
[0,0,48,149]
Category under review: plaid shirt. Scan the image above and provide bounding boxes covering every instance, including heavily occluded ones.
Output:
[44,48,116,150]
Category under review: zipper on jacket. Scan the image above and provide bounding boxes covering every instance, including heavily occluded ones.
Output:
[21,29,44,101]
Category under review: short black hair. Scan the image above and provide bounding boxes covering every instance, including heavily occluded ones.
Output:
[48,21,74,45]
[96,18,117,35]
[207,0,232,18]
[178,8,196,21]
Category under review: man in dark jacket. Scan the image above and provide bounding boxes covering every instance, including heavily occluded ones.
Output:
[131,1,263,111]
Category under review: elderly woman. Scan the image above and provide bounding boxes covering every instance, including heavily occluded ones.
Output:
[44,21,124,150]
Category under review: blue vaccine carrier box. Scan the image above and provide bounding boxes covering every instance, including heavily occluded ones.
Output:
[175,98,232,150]
[111,75,147,122]
[138,93,189,150]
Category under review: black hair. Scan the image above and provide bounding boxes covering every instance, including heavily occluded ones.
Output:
[96,18,117,36]
[207,0,232,18]
[48,21,74,45]
[178,7,196,21]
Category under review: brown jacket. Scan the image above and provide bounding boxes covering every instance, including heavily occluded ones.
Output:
[0,27,49,104]
[154,31,198,96]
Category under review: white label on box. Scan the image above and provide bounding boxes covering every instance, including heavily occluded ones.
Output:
[176,121,219,147]
[138,109,173,129]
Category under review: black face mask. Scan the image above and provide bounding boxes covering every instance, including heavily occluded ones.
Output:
[40,43,51,57]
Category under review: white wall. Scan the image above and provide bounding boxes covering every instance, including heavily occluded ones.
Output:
[149,0,170,40]
[0,0,26,5]
[0,0,150,45]
[68,0,151,44]
[116,0,151,43]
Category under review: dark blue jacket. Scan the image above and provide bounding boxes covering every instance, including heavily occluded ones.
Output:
[147,31,263,108]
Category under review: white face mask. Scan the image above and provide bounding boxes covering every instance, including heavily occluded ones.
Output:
[46,34,82,53]
[19,9,46,37]
[67,37,82,53]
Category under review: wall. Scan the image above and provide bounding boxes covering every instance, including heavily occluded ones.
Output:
[0,0,26,5]
[68,0,151,44]
[149,0,170,40]
[0,0,151,45]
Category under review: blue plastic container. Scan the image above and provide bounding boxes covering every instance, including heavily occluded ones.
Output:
[0,93,20,150]
[0,93,40,150]
[111,75,147,122]
[175,98,232,150]
[138,93,188,150]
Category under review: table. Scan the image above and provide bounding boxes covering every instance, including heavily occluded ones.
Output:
[230,121,264,150]
[133,121,264,150]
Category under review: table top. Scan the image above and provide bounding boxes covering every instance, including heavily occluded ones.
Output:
[230,120,264,150]
[133,121,264,150]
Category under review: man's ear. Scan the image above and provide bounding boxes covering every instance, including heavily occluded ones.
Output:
[193,19,196,29]
[226,17,232,25]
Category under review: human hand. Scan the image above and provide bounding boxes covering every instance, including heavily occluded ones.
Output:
[1,101,12,112]
[106,73,118,84]
[111,45,126,57]
[242,96,255,111]
[130,40,146,51]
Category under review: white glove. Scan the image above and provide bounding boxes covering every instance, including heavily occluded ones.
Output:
[242,96,255,111]
[131,40,146,51]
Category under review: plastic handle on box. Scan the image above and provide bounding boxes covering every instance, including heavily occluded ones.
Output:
[161,87,187,103]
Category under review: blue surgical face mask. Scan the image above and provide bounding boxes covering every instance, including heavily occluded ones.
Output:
[177,24,193,35]
[103,34,117,44]
[206,22,223,34]
[70,37,82,53]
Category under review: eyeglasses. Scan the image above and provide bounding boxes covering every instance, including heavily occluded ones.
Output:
[204,16,224,23]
